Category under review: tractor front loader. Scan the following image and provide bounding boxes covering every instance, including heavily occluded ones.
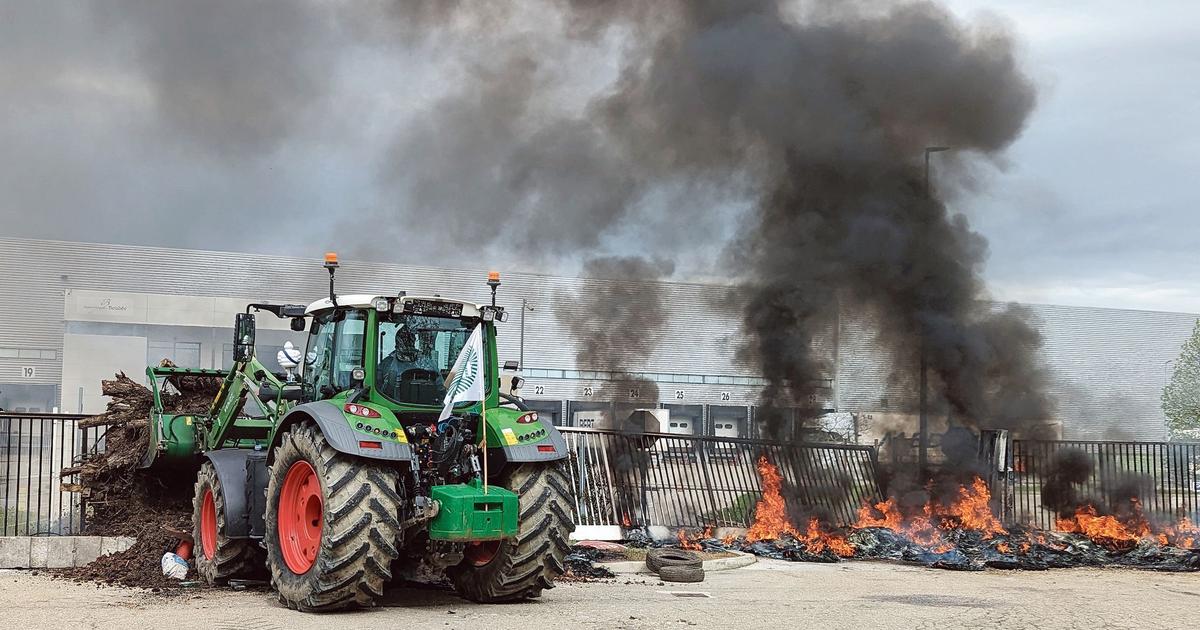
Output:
[138,255,575,611]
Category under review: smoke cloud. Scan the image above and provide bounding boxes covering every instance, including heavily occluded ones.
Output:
[4,1,1050,445]
[555,256,675,416]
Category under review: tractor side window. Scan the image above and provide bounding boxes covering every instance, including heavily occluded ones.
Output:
[303,314,336,396]
[332,311,366,390]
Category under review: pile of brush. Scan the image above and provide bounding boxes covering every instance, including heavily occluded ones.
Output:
[56,361,222,588]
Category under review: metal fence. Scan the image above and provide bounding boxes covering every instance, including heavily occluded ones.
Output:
[560,427,881,529]
[0,413,101,536]
[2,413,882,536]
[1002,439,1200,530]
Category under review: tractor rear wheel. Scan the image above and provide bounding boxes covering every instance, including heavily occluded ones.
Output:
[192,461,262,584]
[448,462,575,602]
[265,421,403,612]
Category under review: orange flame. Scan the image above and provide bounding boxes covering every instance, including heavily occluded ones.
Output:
[937,478,1007,538]
[746,456,802,542]
[852,476,1002,552]
[745,457,855,555]
[677,527,711,551]
[1055,501,1150,551]
[1157,516,1200,549]
[800,517,856,557]
[1056,500,1200,551]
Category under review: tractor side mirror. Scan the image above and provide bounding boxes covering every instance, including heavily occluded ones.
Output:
[290,317,306,332]
[233,313,256,362]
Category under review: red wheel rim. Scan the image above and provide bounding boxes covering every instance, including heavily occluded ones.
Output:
[200,488,218,559]
[464,540,501,567]
[278,460,323,574]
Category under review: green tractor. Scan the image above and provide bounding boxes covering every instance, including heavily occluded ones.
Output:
[141,254,574,611]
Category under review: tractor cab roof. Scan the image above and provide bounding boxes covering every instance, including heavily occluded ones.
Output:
[304,294,483,318]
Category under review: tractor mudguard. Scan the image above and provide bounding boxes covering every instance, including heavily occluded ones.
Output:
[278,401,416,463]
[204,449,268,538]
[492,423,570,463]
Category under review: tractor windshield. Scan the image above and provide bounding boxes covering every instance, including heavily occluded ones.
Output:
[376,314,472,406]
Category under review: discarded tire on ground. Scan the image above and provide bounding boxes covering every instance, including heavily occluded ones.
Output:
[646,548,703,573]
[659,564,705,583]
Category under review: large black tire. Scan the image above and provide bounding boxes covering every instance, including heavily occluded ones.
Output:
[264,421,403,612]
[658,565,705,583]
[448,462,575,602]
[193,461,262,584]
[646,548,703,573]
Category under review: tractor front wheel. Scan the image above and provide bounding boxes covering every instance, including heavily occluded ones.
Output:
[265,421,403,611]
[448,462,576,602]
[192,461,262,584]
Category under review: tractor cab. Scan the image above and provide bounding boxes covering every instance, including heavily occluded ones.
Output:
[299,293,505,425]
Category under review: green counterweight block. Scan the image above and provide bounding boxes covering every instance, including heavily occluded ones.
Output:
[428,480,519,541]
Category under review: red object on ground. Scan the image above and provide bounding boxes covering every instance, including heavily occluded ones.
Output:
[278,460,323,574]
[175,540,194,561]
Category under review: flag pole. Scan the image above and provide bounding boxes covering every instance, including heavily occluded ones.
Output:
[481,390,488,494]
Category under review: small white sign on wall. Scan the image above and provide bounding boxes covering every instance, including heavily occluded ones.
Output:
[20,366,36,379]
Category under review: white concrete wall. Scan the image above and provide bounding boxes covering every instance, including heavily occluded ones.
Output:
[65,288,296,332]
[61,334,148,413]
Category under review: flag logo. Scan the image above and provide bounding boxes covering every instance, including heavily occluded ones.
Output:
[439,324,486,421]
[446,346,479,398]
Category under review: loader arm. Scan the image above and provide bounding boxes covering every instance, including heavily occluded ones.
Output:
[203,357,297,451]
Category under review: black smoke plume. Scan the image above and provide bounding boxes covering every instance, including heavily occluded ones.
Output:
[1040,448,1093,516]
[1040,447,1161,527]
[555,256,675,416]
[374,1,1052,445]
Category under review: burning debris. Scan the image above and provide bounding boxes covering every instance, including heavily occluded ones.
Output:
[673,457,1200,572]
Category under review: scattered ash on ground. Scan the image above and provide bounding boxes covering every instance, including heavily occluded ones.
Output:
[561,546,617,581]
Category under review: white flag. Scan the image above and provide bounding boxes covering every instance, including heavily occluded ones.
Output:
[439,324,486,421]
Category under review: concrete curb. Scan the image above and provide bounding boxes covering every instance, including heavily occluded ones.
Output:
[600,550,757,575]
[0,536,136,569]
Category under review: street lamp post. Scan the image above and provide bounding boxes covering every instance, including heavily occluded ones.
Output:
[919,146,950,473]
[519,298,535,369]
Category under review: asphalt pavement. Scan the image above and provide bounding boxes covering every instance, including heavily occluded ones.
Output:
[2,559,1199,629]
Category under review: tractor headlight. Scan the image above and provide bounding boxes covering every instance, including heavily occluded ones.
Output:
[371,297,389,312]
[481,308,495,322]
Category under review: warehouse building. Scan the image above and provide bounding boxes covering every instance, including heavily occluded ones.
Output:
[0,237,1193,442]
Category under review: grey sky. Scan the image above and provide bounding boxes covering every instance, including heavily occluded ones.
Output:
[1,1,1197,313]
[942,0,1200,312]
